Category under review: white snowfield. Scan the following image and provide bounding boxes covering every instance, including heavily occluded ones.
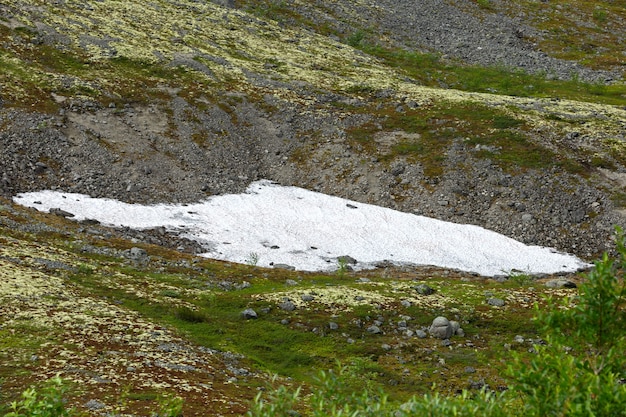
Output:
[13,180,590,276]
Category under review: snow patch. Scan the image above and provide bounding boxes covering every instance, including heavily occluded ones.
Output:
[13,180,590,276]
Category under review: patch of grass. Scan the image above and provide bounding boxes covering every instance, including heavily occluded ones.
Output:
[346,30,366,48]
[359,43,626,105]
[492,115,524,129]
[469,131,555,171]
[498,0,626,73]
[611,191,626,208]
[174,307,207,323]
[507,272,534,287]
[475,0,494,10]
[346,100,578,177]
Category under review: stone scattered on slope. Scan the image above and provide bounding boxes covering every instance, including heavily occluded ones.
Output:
[544,279,577,289]
[241,308,258,319]
[279,300,297,311]
[429,316,453,339]
[367,325,382,334]
[414,283,435,295]
[487,298,506,307]
[337,255,357,265]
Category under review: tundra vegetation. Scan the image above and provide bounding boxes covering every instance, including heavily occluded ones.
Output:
[2,221,625,416]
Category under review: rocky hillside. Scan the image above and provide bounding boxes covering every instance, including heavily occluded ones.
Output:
[2,0,626,259]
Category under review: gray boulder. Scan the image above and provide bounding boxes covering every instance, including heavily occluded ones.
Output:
[429,316,453,339]
[337,255,357,265]
[487,298,506,307]
[367,325,382,334]
[279,300,296,311]
[241,308,257,319]
[415,329,428,339]
[545,279,577,288]
[415,283,435,295]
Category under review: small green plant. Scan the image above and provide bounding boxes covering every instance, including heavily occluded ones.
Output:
[245,252,260,266]
[346,30,366,48]
[76,264,93,275]
[4,375,73,417]
[398,389,507,417]
[475,0,493,10]
[508,271,533,287]
[160,289,181,298]
[335,258,348,278]
[153,394,184,417]
[247,376,301,417]
[593,8,608,23]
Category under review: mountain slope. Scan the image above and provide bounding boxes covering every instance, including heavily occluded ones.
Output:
[2,0,626,259]
[2,0,626,414]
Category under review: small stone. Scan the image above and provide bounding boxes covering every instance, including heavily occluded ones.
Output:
[545,279,577,288]
[401,300,412,307]
[49,208,75,218]
[450,321,461,334]
[514,335,525,343]
[487,298,506,307]
[415,330,427,339]
[301,294,315,302]
[415,283,435,295]
[382,343,392,351]
[464,366,476,374]
[337,255,357,265]
[273,263,295,270]
[279,301,296,311]
[84,400,106,410]
[241,308,257,319]
[441,339,452,347]
[328,322,339,330]
[367,325,382,334]
[391,165,405,176]
[129,247,148,259]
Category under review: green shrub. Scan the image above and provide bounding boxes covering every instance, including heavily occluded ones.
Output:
[2,376,184,417]
[507,227,626,416]
[3,376,73,417]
